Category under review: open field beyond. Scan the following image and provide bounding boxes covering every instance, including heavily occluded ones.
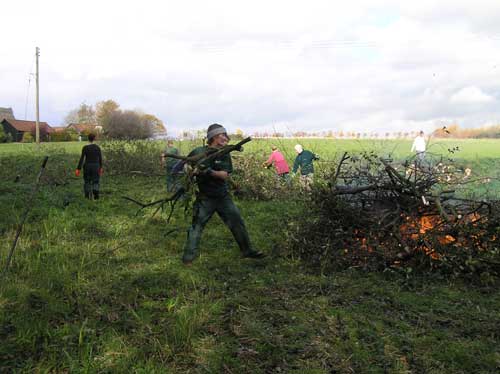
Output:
[0,138,499,373]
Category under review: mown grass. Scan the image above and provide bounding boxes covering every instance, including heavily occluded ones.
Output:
[0,139,499,373]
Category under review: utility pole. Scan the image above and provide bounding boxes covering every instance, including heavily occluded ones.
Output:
[35,46,40,144]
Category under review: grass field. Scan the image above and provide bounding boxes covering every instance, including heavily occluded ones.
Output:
[0,138,499,373]
[2,137,499,196]
[2,137,500,159]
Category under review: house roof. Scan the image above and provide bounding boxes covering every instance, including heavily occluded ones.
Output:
[51,127,67,133]
[67,123,99,132]
[2,119,53,132]
[0,107,15,121]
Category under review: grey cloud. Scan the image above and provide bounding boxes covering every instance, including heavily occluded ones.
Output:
[4,1,500,135]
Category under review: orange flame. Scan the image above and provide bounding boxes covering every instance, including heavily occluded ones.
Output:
[399,214,457,258]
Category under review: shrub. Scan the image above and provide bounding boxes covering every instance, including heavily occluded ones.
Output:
[0,126,12,143]
[231,153,300,200]
[22,132,34,143]
[100,140,164,175]
[50,129,78,142]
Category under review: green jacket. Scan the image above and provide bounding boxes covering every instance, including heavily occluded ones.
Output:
[189,146,233,198]
[292,150,318,175]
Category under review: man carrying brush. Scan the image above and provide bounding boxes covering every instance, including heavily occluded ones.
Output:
[182,123,265,265]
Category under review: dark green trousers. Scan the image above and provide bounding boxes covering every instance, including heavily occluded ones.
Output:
[83,163,100,199]
[183,195,254,262]
[166,173,182,193]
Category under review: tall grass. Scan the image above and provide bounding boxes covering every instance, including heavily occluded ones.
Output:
[0,138,499,372]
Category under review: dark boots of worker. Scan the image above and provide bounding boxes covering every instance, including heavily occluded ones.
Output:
[93,190,99,200]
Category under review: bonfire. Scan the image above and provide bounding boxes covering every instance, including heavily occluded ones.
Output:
[286,152,499,279]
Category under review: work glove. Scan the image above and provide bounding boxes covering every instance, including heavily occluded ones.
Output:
[195,167,212,177]
[98,168,104,176]
[75,169,80,177]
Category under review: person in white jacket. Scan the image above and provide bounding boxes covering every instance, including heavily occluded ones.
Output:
[411,131,426,163]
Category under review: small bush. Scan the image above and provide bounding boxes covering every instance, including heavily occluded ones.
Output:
[22,132,34,143]
[101,140,164,176]
[0,125,10,142]
[50,129,79,142]
[231,153,299,200]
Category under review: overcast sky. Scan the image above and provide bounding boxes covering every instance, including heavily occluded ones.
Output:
[1,0,500,135]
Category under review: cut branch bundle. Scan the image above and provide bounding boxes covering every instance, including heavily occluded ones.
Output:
[287,153,499,277]
[122,137,252,219]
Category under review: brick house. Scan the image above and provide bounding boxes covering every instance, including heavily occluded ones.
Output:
[1,119,53,142]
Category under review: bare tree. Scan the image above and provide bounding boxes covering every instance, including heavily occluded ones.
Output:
[64,102,96,125]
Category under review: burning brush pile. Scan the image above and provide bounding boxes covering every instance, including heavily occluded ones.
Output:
[285,152,499,280]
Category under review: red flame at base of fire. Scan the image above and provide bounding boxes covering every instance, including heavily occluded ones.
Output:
[347,211,489,262]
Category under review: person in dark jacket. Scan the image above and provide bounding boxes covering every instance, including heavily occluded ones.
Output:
[182,123,265,265]
[161,139,182,193]
[292,144,319,190]
[75,133,103,199]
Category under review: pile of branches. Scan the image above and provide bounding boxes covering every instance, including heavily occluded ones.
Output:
[286,152,499,281]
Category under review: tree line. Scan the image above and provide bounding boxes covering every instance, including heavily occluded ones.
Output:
[60,100,166,140]
[432,124,500,139]
[250,125,500,139]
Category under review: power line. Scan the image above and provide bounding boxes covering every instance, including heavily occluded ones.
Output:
[190,31,500,54]
[24,73,33,120]
[24,51,36,120]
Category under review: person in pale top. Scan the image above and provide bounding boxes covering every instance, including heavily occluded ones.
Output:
[263,145,290,182]
[411,131,427,162]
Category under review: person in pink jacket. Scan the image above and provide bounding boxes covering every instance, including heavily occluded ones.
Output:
[263,145,290,182]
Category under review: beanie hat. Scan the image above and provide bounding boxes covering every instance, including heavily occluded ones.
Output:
[294,144,303,153]
[207,123,228,142]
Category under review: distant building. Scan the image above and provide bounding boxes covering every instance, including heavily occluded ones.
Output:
[151,132,169,140]
[0,107,15,122]
[1,119,53,142]
[66,123,102,135]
